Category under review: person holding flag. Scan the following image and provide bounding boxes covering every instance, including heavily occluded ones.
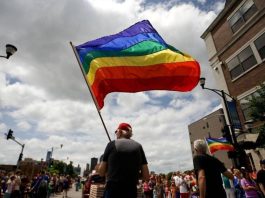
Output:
[98,123,150,198]
[193,139,234,198]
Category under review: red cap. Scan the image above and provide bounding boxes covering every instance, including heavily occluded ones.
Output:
[117,123,132,131]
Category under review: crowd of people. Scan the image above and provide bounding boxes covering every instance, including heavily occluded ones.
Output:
[81,164,264,198]
[1,122,265,198]
[0,170,72,198]
[0,160,264,198]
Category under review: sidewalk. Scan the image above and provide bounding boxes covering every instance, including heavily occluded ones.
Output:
[53,187,82,198]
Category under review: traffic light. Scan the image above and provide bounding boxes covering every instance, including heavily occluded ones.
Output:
[6,129,14,140]
[222,125,232,143]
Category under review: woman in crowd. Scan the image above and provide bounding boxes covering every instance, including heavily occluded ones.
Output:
[153,175,164,198]
[4,175,15,198]
[233,169,246,198]
[170,180,177,198]
[240,170,260,198]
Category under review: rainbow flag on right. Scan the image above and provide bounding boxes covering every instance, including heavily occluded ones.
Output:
[205,137,234,154]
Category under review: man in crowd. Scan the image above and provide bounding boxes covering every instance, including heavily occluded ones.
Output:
[99,122,150,198]
[193,139,234,198]
[257,159,265,196]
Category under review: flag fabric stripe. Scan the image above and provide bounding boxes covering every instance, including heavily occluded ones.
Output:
[209,145,234,154]
[78,32,166,54]
[82,40,169,73]
[75,20,201,109]
[91,62,200,108]
[206,137,229,143]
[77,20,159,48]
[88,49,195,85]
[206,137,234,154]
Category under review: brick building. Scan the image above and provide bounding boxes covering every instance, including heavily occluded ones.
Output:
[201,0,265,169]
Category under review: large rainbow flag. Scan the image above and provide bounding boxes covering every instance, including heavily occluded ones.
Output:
[206,137,234,154]
[75,20,200,109]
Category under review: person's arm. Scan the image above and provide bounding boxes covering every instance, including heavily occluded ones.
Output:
[240,179,257,191]
[98,162,107,177]
[197,169,206,198]
[141,164,150,181]
[258,183,265,196]
[222,170,234,180]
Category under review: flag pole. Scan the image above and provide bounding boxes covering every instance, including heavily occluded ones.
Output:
[70,41,111,142]
[204,137,213,156]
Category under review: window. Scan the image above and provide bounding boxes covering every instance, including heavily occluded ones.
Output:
[254,32,265,60]
[229,0,257,33]
[227,46,257,79]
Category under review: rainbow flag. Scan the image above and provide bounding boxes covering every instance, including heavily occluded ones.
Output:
[206,137,234,154]
[75,20,200,109]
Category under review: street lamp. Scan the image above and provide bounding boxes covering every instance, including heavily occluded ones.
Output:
[0,44,17,59]
[199,77,254,169]
[199,77,238,147]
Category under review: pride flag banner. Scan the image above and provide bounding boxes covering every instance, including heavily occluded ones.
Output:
[75,20,200,109]
[206,137,234,154]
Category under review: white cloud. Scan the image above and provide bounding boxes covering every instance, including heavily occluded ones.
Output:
[16,121,31,131]
[0,0,223,173]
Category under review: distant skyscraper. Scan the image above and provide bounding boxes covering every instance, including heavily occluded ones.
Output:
[90,157,98,172]
[46,151,52,163]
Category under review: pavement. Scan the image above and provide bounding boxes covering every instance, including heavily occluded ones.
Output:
[53,187,83,198]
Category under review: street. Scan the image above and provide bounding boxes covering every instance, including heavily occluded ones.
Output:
[53,187,82,198]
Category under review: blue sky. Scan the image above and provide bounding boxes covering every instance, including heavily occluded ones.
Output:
[0,0,225,173]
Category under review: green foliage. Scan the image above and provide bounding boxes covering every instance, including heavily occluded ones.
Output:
[166,172,174,181]
[248,84,265,148]
[248,84,265,121]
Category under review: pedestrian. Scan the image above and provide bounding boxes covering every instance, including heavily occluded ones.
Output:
[62,175,70,198]
[222,171,235,198]
[257,160,265,196]
[193,139,234,198]
[233,169,245,198]
[11,170,21,198]
[98,122,150,198]
[30,171,49,198]
[4,175,15,198]
[241,170,260,198]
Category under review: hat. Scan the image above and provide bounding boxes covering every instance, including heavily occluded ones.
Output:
[260,159,265,164]
[116,123,132,132]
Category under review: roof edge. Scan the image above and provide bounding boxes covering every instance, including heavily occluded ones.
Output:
[201,1,238,39]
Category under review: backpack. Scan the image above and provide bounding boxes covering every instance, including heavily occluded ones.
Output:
[38,178,48,193]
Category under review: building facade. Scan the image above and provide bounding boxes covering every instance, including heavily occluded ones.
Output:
[90,157,98,172]
[189,108,233,168]
[201,0,265,169]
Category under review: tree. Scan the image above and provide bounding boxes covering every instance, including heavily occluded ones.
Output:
[248,84,265,121]
[65,161,75,177]
[248,84,265,148]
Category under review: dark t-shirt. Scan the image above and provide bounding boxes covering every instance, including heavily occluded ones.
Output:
[257,169,265,186]
[103,138,148,185]
[193,154,227,198]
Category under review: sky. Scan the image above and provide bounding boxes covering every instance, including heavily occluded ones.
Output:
[0,0,226,174]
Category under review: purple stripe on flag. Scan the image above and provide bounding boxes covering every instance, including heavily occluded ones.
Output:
[77,20,158,48]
